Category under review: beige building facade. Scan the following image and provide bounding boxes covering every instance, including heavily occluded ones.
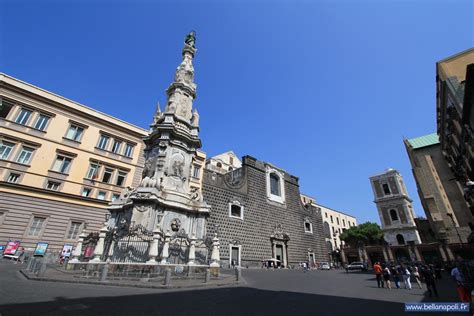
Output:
[205,151,241,174]
[404,133,472,243]
[300,193,357,252]
[0,73,148,252]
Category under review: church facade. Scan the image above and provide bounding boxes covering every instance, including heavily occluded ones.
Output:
[202,156,328,268]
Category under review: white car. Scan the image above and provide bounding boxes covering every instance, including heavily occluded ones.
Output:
[320,262,331,270]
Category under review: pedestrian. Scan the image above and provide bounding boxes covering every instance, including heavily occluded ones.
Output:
[421,265,439,298]
[373,262,384,288]
[391,265,400,289]
[413,266,423,289]
[451,263,472,303]
[402,265,412,290]
[383,265,391,289]
[303,262,307,273]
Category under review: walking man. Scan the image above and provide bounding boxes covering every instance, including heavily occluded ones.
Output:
[374,262,384,288]
[402,265,412,290]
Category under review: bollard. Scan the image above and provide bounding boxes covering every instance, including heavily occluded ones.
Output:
[235,267,241,282]
[31,258,40,273]
[204,268,210,283]
[37,259,47,277]
[100,263,109,282]
[26,257,34,271]
[163,267,172,286]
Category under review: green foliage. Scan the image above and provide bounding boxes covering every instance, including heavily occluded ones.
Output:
[339,221,384,247]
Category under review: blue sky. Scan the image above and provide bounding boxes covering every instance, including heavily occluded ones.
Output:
[1,0,473,224]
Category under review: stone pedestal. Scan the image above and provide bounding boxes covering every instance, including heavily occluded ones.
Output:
[147,226,161,264]
[187,235,196,265]
[91,223,108,263]
[69,230,87,263]
[160,231,171,264]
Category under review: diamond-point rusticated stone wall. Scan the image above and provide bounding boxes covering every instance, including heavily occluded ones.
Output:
[203,155,328,268]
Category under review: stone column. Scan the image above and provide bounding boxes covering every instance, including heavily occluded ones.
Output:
[438,244,448,262]
[444,244,454,261]
[69,230,87,263]
[282,244,287,268]
[340,248,347,265]
[187,235,196,265]
[413,246,422,263]
[160,231,171,264]
[91,222,108,263]
[386,246,394,262]
[210,234,220,267]
[146,226,160,264]
[382,247,388,262]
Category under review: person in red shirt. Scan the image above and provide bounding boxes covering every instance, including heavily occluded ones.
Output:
[373,262,384,288]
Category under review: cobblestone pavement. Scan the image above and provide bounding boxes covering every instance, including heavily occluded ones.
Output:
[0,261,467,316]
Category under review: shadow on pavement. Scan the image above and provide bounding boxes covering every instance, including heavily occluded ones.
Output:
[0,287,458,316]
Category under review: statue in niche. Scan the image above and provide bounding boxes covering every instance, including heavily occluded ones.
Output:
[170,218,181,232]
[172,160,184,178]
[184,31,196,48]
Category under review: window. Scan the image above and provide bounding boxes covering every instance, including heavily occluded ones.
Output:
[46,181,60,191]
[67,222,82,239]
[396,234,405,245]
[111,139,122,154]
[86,163,100,179]
[304,221,312,233]
[97,135,109,150]
[116,171,127,186]
[228,202,244,220]
[34,114,50,131]
[124,143,134,157]
[28,216,46,236]
[52,155,72,173]
[330,215,334,223]
[216,162,222,168]
[7,173,20,183]
[342,219,346,227]
[229,156,234,165]
[65,124,84,142]
[269,173,281,196]
[192,165,201,178]
[112,194,120,202]
[15,108,32,125]
[390,209,399,221]
[325,212,328,218]
[0,142,14,160]
[97,191,106,200]
[81,188,91,197]
[16,147,34,164]
[102,168,114,183]
[382,183,391,195]
[336,217,340,225]
[0,100,14,118]
[0,210,7,226]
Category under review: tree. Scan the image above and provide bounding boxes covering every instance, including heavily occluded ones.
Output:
[339,222,384,248]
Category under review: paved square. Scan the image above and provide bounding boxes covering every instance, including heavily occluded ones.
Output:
[0,262,464,316]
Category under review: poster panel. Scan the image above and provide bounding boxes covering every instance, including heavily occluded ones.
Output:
[4,241,20,255]
[34,242,49,256]
[60,244,73,258]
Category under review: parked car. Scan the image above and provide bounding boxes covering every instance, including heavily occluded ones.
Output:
[320,262,331,270]
[346,261,367,271]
